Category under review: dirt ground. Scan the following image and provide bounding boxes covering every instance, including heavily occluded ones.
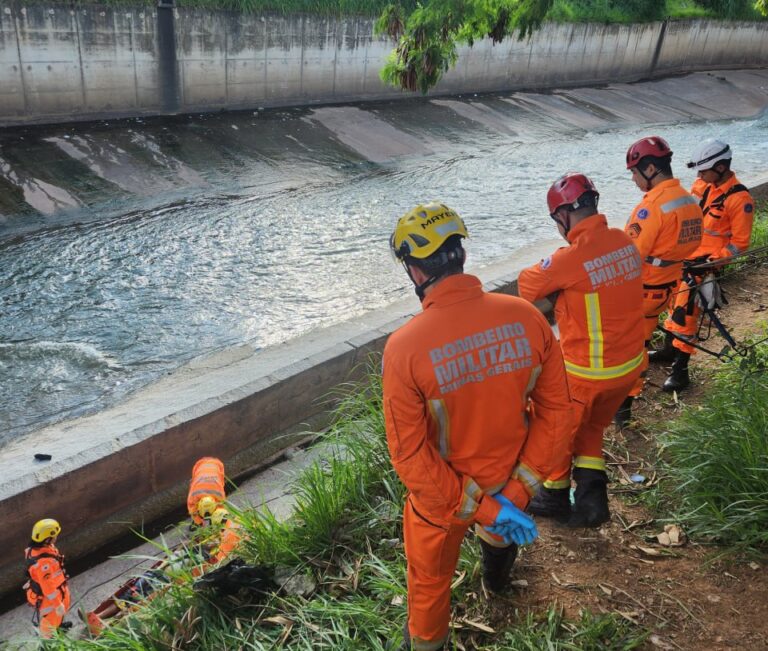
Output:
[459,264,768,650]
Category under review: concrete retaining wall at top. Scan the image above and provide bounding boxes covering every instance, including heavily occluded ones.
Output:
[0,5,767,126]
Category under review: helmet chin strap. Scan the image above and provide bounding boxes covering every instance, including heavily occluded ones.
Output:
[639,165,660,192]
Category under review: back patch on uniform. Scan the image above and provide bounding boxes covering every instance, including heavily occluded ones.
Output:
[628,223,642,238]
[540,255,553,270]
[637,208,649,220]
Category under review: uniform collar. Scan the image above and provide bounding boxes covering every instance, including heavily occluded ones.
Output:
[422,273,483,310]
[566,213,608,244]
[711,172,740,194]
[644,177,681,200]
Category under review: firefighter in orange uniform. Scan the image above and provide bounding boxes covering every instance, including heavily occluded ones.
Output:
[24,519,72,638]
[187,457,226,526]
[208,507,244,564]
[517,173,645,527]
[384,203,572,650]
[615,136,703,426]
[652,140,755,391]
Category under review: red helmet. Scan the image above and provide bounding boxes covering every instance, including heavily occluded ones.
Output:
[547,173,599,214]
[626,136,672,169]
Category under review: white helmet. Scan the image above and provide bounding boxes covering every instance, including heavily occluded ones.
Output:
[687,139,731,172]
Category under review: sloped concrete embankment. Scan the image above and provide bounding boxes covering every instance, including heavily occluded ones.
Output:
[2,171,768,599]
[0,5,767,126]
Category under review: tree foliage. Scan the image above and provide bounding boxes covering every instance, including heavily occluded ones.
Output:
[754,0,767,15]
[375,0,553,94]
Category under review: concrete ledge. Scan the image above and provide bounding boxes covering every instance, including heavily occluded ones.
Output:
[1,178,766,597]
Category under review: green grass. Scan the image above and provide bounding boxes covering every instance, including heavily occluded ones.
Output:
[654,336,768,551]
[39,361,647,650]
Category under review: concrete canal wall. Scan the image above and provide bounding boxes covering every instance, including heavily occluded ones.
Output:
[1,174,767,597]
[0,4,767,126]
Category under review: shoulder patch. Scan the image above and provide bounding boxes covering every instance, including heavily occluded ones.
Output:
[744,204,754,213]
[637,208,649,220]
[540,255,553,270]
[628,223,642,239]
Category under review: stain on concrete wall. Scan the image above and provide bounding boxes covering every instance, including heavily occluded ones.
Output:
[1,6,767,126]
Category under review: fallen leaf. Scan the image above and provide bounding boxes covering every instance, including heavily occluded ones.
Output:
[706,594,721,603]
[657,524,686,547]
[598,583,613,597]
[263,615,294,627]
[749,561,760,570]
[462,619,495,634]
[509,579,528,588]
[450,571,466,590]
[635,545,662,556]
[649,634,675,650]
[391,595,404,606]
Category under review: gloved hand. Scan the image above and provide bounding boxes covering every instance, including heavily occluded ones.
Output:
[484,495,538,546]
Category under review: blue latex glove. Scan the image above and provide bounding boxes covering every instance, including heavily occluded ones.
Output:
[484,495,538,546]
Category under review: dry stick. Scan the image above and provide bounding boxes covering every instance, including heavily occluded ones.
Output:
[650,586,705,626]
[602,582,670,627]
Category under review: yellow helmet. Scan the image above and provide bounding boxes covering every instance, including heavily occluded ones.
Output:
[197,496,218,519]
[211,507,230,527]
[390,202,468,261]
[31,519,61,543]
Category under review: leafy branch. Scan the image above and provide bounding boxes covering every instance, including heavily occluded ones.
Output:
[375,0,553,93]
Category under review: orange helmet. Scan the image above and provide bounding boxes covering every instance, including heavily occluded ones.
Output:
[626,136,672,169]
[546,173,599,215]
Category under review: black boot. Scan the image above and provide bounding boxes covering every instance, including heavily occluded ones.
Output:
[613,396,633,429]
[398,621,445,651]
[648,333,675,363]
[567,468,610,528]
[528,487,570,521]
[480,539,518,594]
[662,352,691,393]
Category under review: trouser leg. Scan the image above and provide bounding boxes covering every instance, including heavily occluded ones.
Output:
[403,497,467,651]
[570,376,638,527]
[664,278,698,355]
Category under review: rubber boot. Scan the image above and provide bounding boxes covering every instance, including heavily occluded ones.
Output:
[398,622,445,651]
[527,487,570,521]
[662,352,690,393]
[613,396,633,429]
[648,333,675,363]
[567,468,610,528]
[480,539,518,594]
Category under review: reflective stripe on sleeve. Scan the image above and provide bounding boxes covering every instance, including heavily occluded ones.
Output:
[725,243,740,255]
[428,399,450,459]
[456,477,484,520]
[703,228,730,238]
[661,195,698,213]
[514,463,542,497]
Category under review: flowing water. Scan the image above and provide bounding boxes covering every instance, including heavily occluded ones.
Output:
[2,71,768,445]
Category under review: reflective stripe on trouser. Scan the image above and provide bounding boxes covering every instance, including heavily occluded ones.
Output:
[403,497,469,650]
[664,278,698,355]
[543,375,639,487]
[37,587,70,638]
[629,286,676,397]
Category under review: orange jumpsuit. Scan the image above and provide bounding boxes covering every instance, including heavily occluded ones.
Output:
[187,457,226,525]
[665,175,754,354]
[518,214,645,485]
[211,518,244,564]
[624,178,703,395]
[382,273,572,650]
[25,544,71,638]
